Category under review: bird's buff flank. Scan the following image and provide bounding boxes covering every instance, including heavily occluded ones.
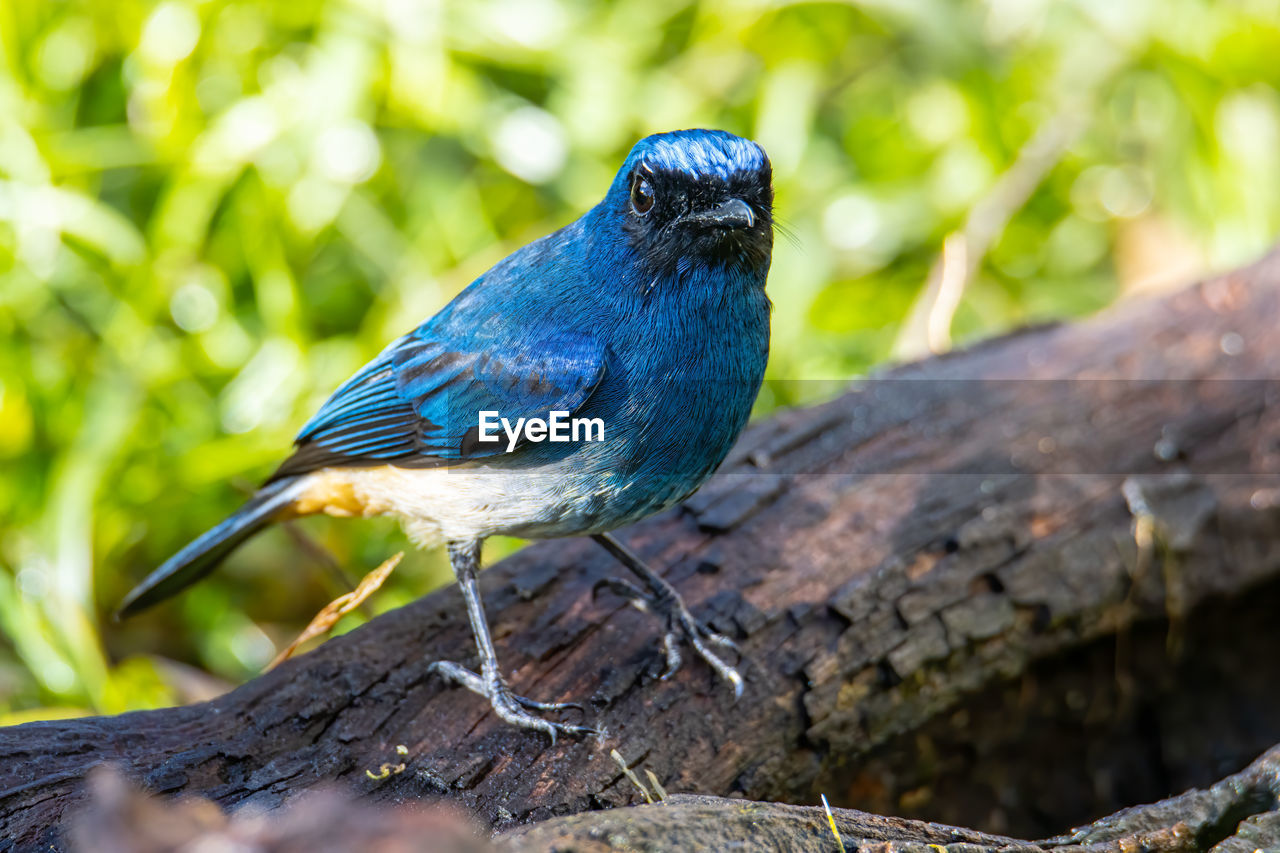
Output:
[119,129,775,740]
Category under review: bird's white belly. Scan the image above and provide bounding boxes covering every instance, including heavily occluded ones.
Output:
[296,464,620,546]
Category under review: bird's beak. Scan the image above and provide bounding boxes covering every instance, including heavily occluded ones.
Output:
[682,198,756,230]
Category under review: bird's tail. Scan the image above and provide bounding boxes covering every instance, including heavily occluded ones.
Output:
[115,477,304,620]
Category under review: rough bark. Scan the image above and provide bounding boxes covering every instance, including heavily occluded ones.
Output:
[2,253,1279,852]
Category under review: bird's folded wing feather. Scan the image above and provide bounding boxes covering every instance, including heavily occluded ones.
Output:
[268,327,606,480]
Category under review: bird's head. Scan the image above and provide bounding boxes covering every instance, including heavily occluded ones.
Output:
[605,129,773,278]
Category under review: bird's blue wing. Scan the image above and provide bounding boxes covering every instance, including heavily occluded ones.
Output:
[390,329,607,457]
[270,328,606,479]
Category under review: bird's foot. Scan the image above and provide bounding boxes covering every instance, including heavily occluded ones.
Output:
[427,661,595,743]
[593,577,744,698]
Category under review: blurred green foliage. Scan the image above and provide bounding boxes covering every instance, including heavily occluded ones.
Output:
[2,0,1280,721]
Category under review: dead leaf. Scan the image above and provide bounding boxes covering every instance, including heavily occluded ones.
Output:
[267,552,403,670]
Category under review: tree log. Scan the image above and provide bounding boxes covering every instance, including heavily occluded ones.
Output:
[2,252,1279,851]
[499,742,1280,851]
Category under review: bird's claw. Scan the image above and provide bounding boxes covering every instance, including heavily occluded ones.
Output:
[428,661,595,743]
[488,686,596,744]
[595,577,744,699]
[660,606,744,699]
[591,577,649,610]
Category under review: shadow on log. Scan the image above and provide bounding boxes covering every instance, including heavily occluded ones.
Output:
[2,252,1279,851]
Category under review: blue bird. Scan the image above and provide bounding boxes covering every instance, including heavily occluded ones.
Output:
[118,129,774,739]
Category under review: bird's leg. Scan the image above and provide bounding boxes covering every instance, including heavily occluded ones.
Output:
[428,540,593,742]
[591,532,743,698]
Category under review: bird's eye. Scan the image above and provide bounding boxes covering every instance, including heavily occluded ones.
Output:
[630,176,655,215]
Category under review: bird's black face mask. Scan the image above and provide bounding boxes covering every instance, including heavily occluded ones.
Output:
[620,162,774,276]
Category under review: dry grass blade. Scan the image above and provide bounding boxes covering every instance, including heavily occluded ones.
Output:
[266,552,404,670]
[610,749,653,804]
[821,794,846,853]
